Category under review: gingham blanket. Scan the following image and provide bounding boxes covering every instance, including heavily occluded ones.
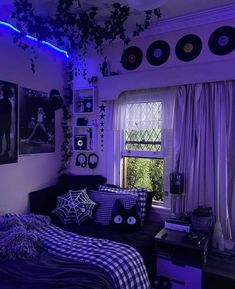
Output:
[38,225,150,289]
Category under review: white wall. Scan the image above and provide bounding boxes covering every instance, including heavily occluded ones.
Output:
[0,26,66,214]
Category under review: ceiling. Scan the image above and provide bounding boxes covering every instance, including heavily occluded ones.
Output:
[0,0,234,28]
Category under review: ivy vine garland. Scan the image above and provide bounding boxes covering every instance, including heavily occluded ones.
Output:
[10,0,161,173]
[58,60,73,174]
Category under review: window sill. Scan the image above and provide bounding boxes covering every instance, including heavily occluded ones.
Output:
[152,203,171,211]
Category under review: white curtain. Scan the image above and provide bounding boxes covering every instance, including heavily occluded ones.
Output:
[113,87,176,131]
[173,81,235,238]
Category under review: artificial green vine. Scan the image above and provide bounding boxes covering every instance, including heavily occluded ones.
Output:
[58,60,73,174]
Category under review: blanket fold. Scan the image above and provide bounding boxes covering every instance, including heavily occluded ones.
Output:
[0,213,50,260]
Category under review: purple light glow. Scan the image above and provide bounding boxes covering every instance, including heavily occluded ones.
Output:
[0,20,69,58]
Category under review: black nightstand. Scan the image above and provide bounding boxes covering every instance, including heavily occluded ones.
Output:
[154,228,209,289]
[204,251,235,289]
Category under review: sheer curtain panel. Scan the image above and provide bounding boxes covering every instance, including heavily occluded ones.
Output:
[173,81,235,239]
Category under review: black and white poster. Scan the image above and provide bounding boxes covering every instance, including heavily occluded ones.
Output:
[0,80,18,165]
[19,87,55,154]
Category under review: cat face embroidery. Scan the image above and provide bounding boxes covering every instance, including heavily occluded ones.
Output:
[110,199,141,231]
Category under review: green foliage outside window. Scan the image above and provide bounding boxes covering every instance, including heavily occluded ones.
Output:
[125,157,163,201]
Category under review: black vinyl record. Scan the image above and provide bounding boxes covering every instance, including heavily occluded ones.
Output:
[208,26,235,56]
[175,34,202,62]
[146,40,170,66]
[121,46,143,70]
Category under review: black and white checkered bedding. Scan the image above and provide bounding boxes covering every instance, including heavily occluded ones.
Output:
[38,225,150,289]
[98,185,148,223]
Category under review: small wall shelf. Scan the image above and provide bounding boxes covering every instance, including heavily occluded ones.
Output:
[73,87,96,114]
[73,87,97,152]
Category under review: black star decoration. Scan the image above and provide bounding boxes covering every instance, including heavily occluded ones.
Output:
[99,103,106,112]
[100,113,105,119]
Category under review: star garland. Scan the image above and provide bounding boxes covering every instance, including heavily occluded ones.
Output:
[99,102,106,152]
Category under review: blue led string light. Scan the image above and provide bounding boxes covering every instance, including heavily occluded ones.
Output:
[0,20,69,58]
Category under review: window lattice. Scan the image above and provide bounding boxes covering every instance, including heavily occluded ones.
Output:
[125,102,162,151]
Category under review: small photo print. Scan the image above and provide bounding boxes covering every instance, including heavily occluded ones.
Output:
[73,92,85,113]
[19,87,55,155]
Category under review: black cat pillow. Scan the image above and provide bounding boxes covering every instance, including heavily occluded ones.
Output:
[109,199,141,232]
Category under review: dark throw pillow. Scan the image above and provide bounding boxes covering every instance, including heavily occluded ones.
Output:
[52,189,98,225]
[109,199,141,232]
[98,185,148,223]
[88,190,138,225]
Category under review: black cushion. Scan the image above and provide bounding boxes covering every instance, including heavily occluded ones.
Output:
[29,174,107,215]
[29,184,63,215]
[109,199,141,232]
[58,174,107,191]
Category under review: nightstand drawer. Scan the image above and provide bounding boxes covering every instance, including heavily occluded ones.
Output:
[157,257,201,289]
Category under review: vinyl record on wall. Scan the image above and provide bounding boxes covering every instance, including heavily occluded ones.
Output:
[175,34,202,62]
[208,26,235,56]
[146,40,170,66]
[121,46,143,70]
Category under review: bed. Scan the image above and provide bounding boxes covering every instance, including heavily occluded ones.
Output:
[0,174,163,289]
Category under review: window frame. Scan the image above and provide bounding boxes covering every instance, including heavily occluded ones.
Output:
[117,94,173,209]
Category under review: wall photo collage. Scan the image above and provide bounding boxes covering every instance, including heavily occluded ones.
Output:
[0,80,56,165]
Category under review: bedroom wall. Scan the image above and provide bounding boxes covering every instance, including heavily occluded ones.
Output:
[0,26,66,214]
[69,15,235,230]
[70,15,235,182]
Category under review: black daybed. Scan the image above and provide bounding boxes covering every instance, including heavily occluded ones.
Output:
[0,174,163,289]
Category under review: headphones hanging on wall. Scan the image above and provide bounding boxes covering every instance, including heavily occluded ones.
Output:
[76,153,87,168]
[88,153,99,169]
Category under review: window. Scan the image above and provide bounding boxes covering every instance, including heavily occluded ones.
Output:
[125,102,162,152]
[115,88,175,208]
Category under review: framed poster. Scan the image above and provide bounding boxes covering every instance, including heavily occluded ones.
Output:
[19,87,55,154]
[0,80,18,165]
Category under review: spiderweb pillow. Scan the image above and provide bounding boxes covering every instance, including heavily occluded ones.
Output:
[52,189,98,225]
